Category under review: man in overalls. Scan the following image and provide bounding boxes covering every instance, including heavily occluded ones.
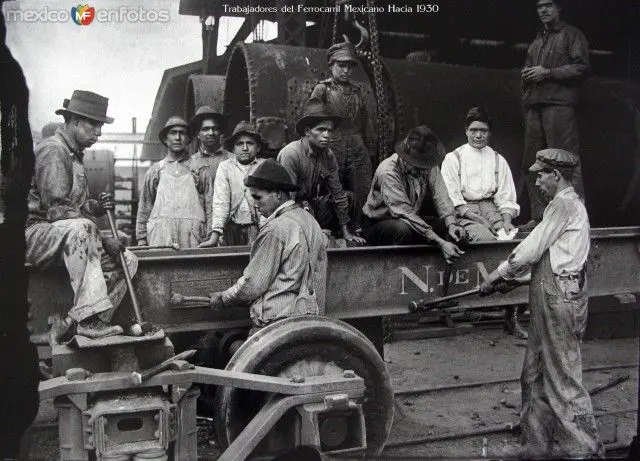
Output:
[189,105,230,180]
[310,40,373,229]
[25,90,138,340]
[136,116,213,248]
[480,148,603,458]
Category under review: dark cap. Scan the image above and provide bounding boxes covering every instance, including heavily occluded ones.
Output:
[295,98,343,135]
[55,90,114,124]
[327,41,359,64]
[245,159,299,192]
[396,125,444,169]
[189,105,225,135]
[529,148,578,172]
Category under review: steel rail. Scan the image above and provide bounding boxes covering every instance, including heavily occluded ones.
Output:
[384,407,637,449]
[394,363,638,396]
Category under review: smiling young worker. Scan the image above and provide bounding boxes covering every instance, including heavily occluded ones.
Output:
[480,148,603,458]
[208,159,327,334]
[136,116,213,248]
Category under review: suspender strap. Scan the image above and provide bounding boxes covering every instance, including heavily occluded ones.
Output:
[455,148,500,195]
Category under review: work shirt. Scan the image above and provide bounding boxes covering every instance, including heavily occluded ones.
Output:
[523,21,590,107]
[27,129,98,226]
[310,78,368,135]
[441,144,520,217]
[210,156,263,235]
[362,153,456,241]
[136,153,213,241]
[191,145,230,181]
[498,187,589,279]
[221,201,328,326]
[277,138,350,226]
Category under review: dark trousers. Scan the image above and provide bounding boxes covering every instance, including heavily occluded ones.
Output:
[309,191,356,233]
[223,222,258,246]
[523,105,584,221]
[362,217,446,245]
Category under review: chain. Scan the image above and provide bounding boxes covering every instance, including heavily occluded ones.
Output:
[362,0,391,163]
[332,1,339,44]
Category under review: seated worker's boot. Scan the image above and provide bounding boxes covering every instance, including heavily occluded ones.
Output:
[504,306,528,340]
[77,315,123,339]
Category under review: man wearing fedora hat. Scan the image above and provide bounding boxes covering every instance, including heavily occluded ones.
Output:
[278,98,365,245]
[199,121,265,247]
[480,149,603,458]
[25,90,138,340]
[209,159,327,333]
[137,116,213,248]
[310,40,373,230]
[362,125,465,262]
[189,105,230,177]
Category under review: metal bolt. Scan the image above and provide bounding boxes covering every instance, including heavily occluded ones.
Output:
[343,370,356,379]
[290,376,305,383]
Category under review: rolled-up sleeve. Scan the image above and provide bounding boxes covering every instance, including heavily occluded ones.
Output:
[497,198,569,279]
[493,155,520,217]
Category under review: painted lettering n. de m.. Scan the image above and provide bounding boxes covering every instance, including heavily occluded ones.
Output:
[398,262,491,295]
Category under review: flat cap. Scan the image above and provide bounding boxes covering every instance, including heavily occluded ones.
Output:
[529,148,579,172]
[327,41,358,64]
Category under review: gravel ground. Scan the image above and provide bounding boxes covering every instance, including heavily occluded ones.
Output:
[24,330,638,460]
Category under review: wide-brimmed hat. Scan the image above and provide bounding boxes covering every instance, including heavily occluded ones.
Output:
[396,125,444,169]
[189,105,225,135]
[158,116,190,146]
[245,159,299,192]
[55,90,114,124]
[224,121,266,151]
[529,148,578,172]
[295,98,343,135]
[327,41,359,64]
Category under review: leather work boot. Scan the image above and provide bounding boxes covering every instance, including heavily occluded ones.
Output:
[504,306,528,340]
[77,315,124,339]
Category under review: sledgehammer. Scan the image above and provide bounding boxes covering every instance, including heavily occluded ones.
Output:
[105,207,153,336]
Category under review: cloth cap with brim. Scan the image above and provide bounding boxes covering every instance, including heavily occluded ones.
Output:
[189,105,225,135]
[224,121,267,151]
[55,90,114,124]
[327,41,359,64]
[396,125,444,169]
[159,116,190,146]
[244,159,299,192]
[295,98,343,135]
[529,148,579,172]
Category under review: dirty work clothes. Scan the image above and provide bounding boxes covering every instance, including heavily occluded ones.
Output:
[311,79,373,227]
[307,191,356,233]
[136,155,211,247]
[278,138,351,227]
[191,145,230,181]
[497,187,589,279]
[495,187,600,457]
[211,156,263,245]
[522,21,589,221]
[27,129,100,226]
[362,153,456,243]
[362,215,447,246]
[524,105,584,221]
[519,253,603,458]
[25,218,138,323]
[442,144,519,242]
[222,202,327,328]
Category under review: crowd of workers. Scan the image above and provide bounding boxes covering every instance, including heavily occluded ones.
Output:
[20,0,603,458]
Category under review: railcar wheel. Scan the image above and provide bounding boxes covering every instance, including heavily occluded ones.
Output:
[214,316,394,456]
